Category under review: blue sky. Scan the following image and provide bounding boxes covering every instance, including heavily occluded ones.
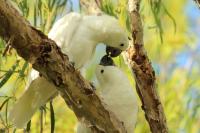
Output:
[175,0,200,69]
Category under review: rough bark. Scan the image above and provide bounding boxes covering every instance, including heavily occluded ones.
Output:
[123,0,169,132]
[0,0,126,132]
[194,0,200,8]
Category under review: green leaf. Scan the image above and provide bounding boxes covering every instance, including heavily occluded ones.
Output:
[26,120,31,132]
[19,61,28,77]
[162,4,176,33]
[0,60,20,89]
[50,101,55,133]
[0,98,10,111]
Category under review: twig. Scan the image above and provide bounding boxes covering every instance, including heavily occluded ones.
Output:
[40,109,43,133]
[2,36,14,56]
[50,101,55,133]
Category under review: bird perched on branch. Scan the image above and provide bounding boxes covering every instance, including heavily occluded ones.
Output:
[49,12,129,68]
[76,56,138,133]
[9,12,129,128]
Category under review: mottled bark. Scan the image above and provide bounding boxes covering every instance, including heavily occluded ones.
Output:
[0,0,126,132]
[194,0,200,8]
[123,0,168,132]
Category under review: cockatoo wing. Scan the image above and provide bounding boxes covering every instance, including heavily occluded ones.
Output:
[9,77,57,128]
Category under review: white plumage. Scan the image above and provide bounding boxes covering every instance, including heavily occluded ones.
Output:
[9,77,57,128]
[77,65,138,133]
[49,12,129,68]
[9,12,129,128]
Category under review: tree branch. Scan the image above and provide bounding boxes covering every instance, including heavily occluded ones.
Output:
[194,0,200,8]
[123,0,168,132]
[0,0,126,132]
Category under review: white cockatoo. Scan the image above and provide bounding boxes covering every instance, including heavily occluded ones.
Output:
[49,12,129,68]
[9,12,129,128]
[76,56,138,133]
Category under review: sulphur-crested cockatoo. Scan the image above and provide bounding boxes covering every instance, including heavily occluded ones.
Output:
[76,56,138,133]
[49,12,129,68]
[9,12,129,128]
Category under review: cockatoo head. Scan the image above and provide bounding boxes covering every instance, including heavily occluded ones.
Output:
[95,65,117,85]
[95,55,122,85]
[101,15,129,57]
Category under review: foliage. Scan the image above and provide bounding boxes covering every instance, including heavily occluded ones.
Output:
[0,0,199,133]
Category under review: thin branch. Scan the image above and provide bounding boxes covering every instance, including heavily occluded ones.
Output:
[123,0,168,132]
[80,0,102,14]
[0,0,126,132]
[2,36,14,56]
[40,109,44,133]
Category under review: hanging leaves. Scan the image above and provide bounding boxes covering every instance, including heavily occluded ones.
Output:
[0,60,20,89]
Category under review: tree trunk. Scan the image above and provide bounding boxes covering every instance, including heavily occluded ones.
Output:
[124,0,169,132]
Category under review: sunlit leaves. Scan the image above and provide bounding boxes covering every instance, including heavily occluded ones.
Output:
[0,96,14,131]
[12,0,29,17]
[11,0,68,33]
[0,60,20,89]
[98,0,131,32]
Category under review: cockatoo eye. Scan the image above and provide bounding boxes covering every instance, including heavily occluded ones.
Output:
[120,44,124,47]
[128,37,131,40]
[100,69,104,73]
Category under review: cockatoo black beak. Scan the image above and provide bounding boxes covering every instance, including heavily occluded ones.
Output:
[99,55,115,66]
[106,46,122,57]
